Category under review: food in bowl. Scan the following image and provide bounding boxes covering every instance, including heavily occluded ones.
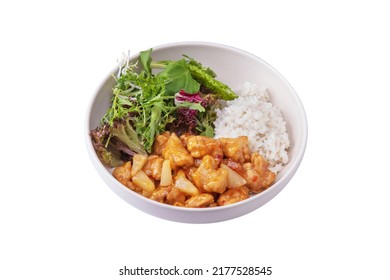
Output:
[112,132,277,207]
[89,47,291,208]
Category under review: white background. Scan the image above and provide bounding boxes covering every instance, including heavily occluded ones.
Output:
[1,0,389,279]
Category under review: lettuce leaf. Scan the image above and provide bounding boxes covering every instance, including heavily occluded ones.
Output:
[156,59,200,95]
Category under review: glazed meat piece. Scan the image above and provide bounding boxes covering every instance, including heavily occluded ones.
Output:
[185,193,215,208]
[191,155,228,194]
[112,161,142,193]
[112,161,132,184]
[218,136,251,163]
[217,186,250,206]
[162,133,194,170]
[185,135,223,162]
[166,188,186,206]
[242,163,261,192]
[152,131,170,156]
[242,153,276,193]
[178,133,191,147]
[142,155,164,180]
[251,153,276,189]
[150,186,172,203]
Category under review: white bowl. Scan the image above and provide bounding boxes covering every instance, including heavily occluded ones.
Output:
[85,42,308,223]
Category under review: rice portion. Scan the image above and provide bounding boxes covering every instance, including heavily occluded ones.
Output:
[213,82,290,173]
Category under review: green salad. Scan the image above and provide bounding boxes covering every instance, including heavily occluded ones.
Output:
[90,48,237,167]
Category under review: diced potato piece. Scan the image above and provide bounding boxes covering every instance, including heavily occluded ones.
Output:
[174,177,199,196]
[220,163,247,188]
[131,154,148,177]
[160,159,173,187]
[131,170,156,193]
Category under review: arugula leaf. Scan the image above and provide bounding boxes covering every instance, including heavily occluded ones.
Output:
[156,59,200,95]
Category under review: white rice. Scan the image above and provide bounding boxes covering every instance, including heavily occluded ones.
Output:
[213,82,290,173]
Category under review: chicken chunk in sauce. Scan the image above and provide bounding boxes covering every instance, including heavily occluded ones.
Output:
[150,186,172,203]
[185,135,223,163]
[242,153,276,193]
[191,155,228,194]
[217,186,250,206]
[112,161,142,194]
[162,132,194,170]
[185,193,215,208]
[219,136,251,163]
[142,155,164,180]
[152,131,170,156]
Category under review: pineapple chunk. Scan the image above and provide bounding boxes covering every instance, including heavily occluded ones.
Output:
[132,170,155,193]
[220,163,247,188]
[160,160,173,187]
[131,154,148,177]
